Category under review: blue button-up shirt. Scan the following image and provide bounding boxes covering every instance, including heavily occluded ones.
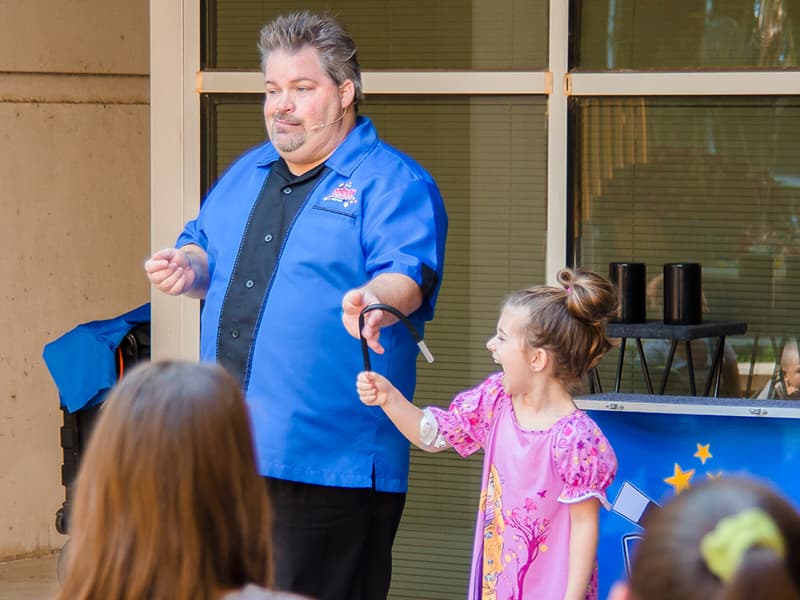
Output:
[177,117,447,492]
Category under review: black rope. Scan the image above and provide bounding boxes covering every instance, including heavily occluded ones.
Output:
[358,303,434,371]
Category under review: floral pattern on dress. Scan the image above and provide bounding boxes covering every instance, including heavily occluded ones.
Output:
[553,416,616,509]
[427,372,617,600]
[429,373,505,455]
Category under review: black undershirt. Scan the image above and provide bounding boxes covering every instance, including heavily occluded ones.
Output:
[216,159,330,388]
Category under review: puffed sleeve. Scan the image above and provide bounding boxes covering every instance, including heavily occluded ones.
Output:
[553,412,617,509]
[426,372,506,457]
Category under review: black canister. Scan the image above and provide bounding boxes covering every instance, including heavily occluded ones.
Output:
[663,262,702,324]
[608,262,647,323]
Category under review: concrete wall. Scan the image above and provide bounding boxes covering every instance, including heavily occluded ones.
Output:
[0,1,149,559]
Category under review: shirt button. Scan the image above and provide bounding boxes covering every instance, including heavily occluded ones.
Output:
[264,234,273,242]
[283,187,292,195]
[245,279,254,288]
[231,329,240,339]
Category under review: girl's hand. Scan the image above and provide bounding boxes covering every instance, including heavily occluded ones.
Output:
[356,372,432,451]
[356,371,392,407]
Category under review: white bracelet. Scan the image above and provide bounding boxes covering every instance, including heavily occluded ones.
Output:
[420,408,448,449]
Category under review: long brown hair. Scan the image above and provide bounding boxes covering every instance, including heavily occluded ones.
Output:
[503,267,617,393]
[57,360,272,600]
[629,477,800,600]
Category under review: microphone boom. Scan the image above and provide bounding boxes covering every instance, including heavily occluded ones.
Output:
[310,108,346,130]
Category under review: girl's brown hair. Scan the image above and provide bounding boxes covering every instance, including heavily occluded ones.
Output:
[503,267,617,393]
[629,477,800,600]
[57,360,272,600]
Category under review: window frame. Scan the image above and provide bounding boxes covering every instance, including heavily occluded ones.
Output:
[148,0,800,391]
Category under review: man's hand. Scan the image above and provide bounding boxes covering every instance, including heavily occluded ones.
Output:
[341,288,385,354]
[341,273,423,354]
[144,247,202,297]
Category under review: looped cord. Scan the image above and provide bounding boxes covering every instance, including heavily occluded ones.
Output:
[358,304,434,371]
[700,508,786,582]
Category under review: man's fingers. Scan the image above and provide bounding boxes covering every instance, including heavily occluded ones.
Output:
[367,339,385,355]
[144,258,170,274]
[154,266,189,295]
[360,311,383,338]
[154,247,177,258]
[146,264,176,285]
[342,289,365,312]
[366,309,383,328]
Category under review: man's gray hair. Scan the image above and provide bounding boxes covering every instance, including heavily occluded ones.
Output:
[259,11,364,108]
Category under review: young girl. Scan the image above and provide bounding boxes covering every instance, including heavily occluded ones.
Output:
[356,268,619,600]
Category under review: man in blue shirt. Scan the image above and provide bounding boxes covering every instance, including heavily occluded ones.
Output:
[145,10,448,600]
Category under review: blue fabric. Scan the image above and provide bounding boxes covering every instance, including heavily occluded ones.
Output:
[43,303,150,413]
[592,408,800,599]
[177,117,448,492]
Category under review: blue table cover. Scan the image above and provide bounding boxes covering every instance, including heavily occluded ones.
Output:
[43,303,150,413]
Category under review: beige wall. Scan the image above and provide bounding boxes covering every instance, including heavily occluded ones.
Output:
[0,2,149,559]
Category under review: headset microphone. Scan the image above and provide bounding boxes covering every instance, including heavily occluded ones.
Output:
[309,108,346,130]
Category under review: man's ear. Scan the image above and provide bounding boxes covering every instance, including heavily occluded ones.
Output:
[608,581,631,600]
[339,79,356,109]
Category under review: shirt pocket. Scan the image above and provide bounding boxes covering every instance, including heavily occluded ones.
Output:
[310,203,358,221]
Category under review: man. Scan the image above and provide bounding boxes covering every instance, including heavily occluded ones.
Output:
[144,10,448,600]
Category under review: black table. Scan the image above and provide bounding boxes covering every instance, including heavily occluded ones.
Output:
[596,320,748,398]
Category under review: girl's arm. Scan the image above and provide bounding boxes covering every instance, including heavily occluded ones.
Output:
[356,371,448,452]
[564,497,600,600]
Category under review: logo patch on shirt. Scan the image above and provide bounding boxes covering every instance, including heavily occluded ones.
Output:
[323,182,359,208]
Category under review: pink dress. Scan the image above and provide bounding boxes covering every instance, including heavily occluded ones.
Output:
[428,372,617,600]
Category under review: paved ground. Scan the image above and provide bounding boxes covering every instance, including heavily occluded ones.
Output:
[0,553,60,600]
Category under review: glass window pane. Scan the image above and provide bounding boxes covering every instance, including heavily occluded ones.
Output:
[207,0,548,70]
[204,93,548,596]
[575,0,800,70]
[571,96,800,399]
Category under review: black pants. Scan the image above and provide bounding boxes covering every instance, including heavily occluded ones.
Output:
[265,477,406,600]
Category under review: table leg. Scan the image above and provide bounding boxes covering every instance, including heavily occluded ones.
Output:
[634,338,654,394]
[659,340,678,395]
[590,368,603,393]
[703,335,726,397]
[745,334,760,397]
[614,338,627,393]
[685,341,697,396]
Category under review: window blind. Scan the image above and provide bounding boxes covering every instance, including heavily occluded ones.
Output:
[573,96,800,398]
[208,0,548,70]
[576,0,799,70]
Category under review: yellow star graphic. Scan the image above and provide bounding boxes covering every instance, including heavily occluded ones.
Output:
[664,463,695,494]
[694,443,712,465]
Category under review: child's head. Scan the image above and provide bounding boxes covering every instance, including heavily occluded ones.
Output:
[58,360,272,600]
[491,267,617,393]
[615,477,800,600]
[781,341,800,398]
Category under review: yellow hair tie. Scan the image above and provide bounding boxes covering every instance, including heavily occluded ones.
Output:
[700,508,786,582]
